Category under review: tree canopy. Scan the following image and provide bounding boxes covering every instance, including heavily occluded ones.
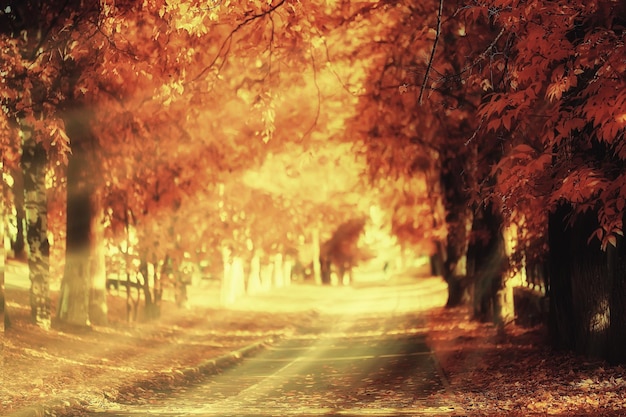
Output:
[2,0,626,362]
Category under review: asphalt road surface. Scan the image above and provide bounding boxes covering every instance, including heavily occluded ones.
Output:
[89,275,453,417]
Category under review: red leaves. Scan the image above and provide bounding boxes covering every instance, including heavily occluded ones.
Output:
[427,305,626,416]
[546,65,575,103]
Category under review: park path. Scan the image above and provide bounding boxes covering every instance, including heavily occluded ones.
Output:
[88,272,455,416]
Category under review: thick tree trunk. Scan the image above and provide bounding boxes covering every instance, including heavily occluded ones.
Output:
[58,150,94,328]
[58,106,108,328]
[608,244,626,364]
[548,204,575,351]
[548,205,626,362]
[20,125,51,330]
[439,154,473,308]
[443,213,473,308]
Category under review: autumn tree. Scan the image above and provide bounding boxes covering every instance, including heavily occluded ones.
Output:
[0,0,95,329]
[342,0,514,316]
[91,0,365,311]
[55,0,307,324]
[461,0,626,363]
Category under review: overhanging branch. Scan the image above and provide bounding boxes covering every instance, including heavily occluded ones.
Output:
[418,0,444,105]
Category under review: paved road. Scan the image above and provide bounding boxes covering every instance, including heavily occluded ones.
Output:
[89,276,452,417]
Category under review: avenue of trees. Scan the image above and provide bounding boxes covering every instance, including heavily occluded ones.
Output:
[1,0,626,365]
[346,0,626,364]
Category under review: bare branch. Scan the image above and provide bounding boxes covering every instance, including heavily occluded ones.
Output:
[458,27,506,79]
[418,0,444,105]
[190,0,286,84]
[301,46,321,141]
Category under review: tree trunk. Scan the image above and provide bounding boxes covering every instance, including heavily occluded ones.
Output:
[548,205,625,362]
[439,154,473,308]
[220,245,235,305]
[20,124,51,330]
[1,171,7,331]
[139,254,160,319]
[548,204,575,351]
[429,247,445,277]
[608,241,626,364]
[319,240,332,285]
[468,202,508,325]
[88,194,107,325]
[247,251,262,295]
[10,166,26,260]
[312,228,322,285]
[151,255,163,316]
[58,149,94,328]
[440,208,473,308]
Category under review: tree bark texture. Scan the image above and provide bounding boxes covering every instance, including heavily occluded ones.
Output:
[58,149,93,327]
[440,155,473,308]
[10,166,25,259]
[549,205,626,363]
[20,125,51,330]
[57,109,106,328]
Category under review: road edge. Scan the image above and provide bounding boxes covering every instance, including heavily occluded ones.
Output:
[5,337,276,417]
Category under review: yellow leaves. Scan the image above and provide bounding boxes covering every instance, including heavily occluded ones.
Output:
[156,80,185,106]
[161,1,213,35]
[177,13,209,35]
[49,124,72,164]
[311,35,325,49]
[546,65,575,102]
[261,105,275,144]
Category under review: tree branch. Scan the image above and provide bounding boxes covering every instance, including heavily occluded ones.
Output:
[190,0,286,84]
[418,0,444,105]
[301,46,321,141]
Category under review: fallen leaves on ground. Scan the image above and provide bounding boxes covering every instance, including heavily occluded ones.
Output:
[1,287,314,416]
[426,306,626,416]
[5,278,626,417]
